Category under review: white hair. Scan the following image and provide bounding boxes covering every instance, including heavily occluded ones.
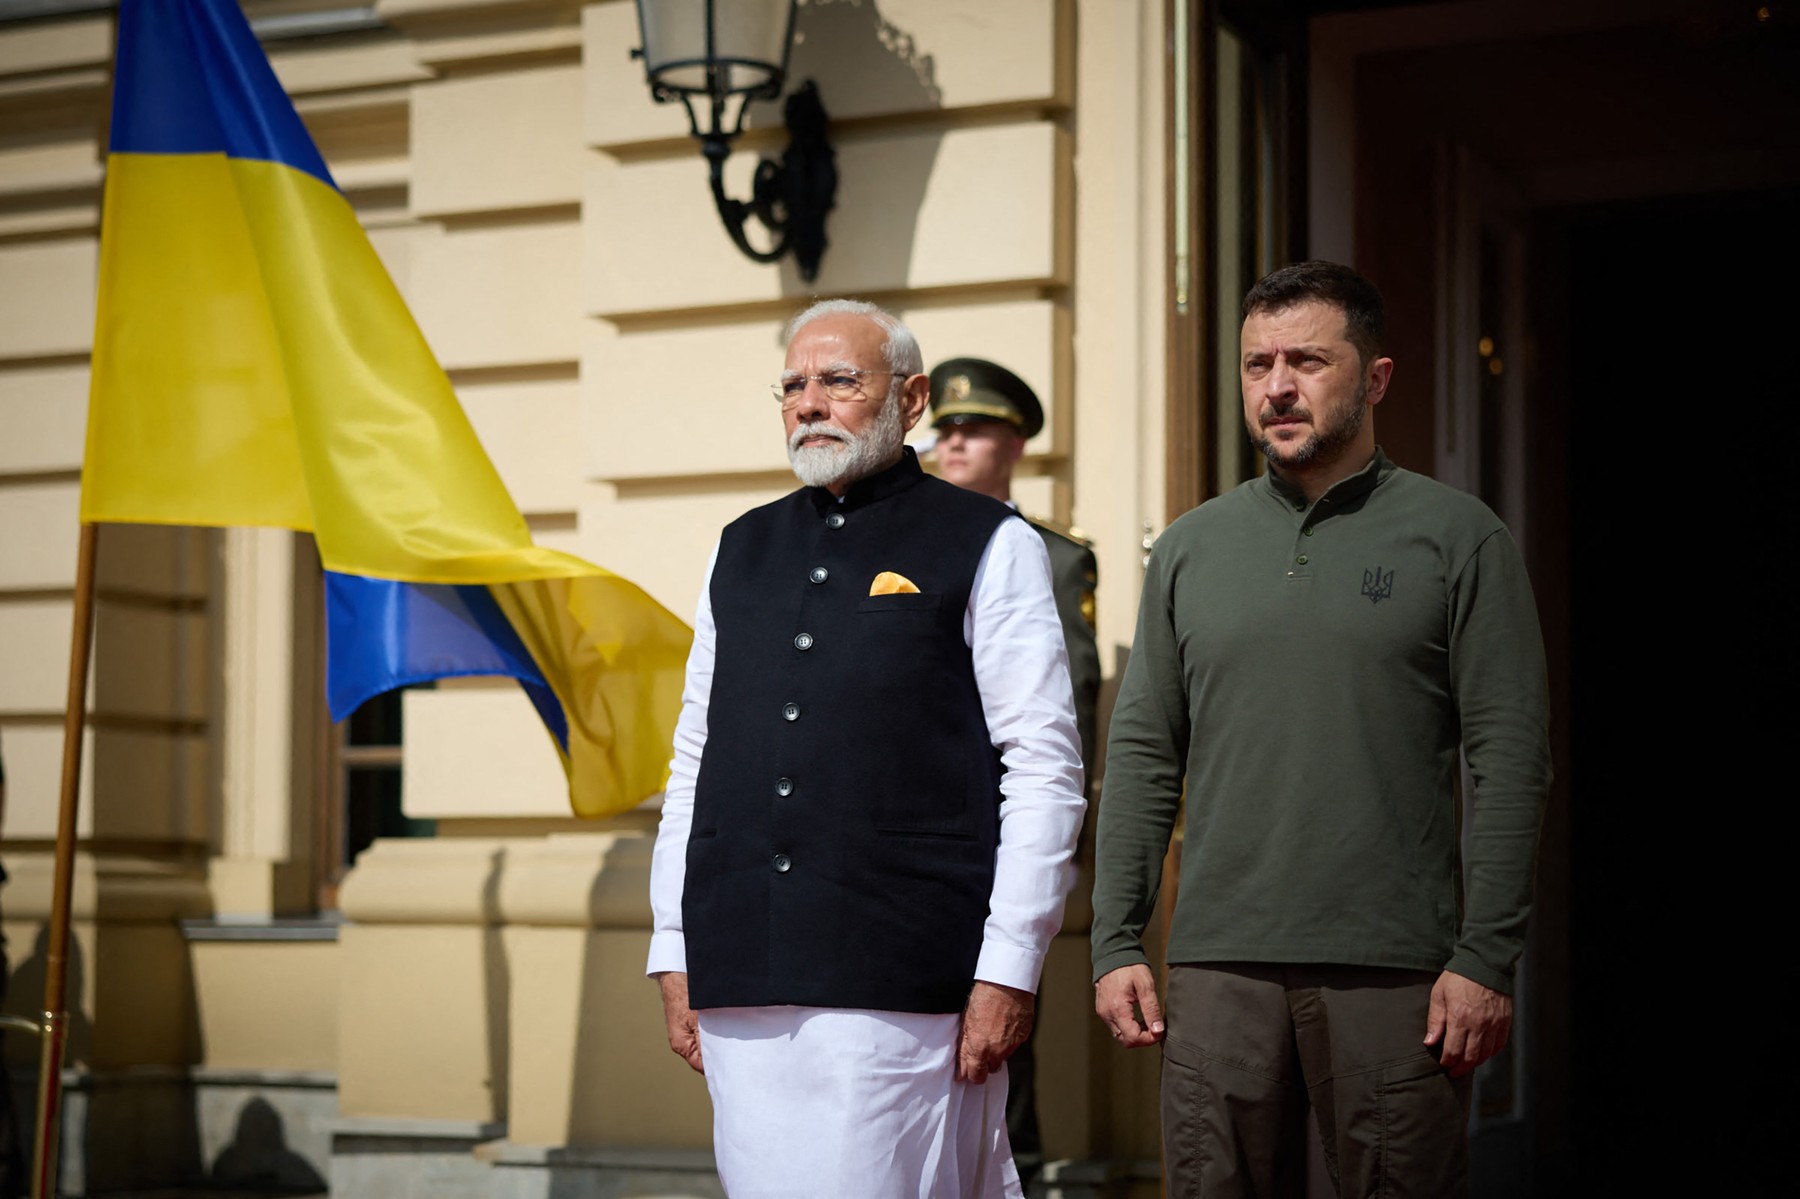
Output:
[783,298,924,384]
[786,390,907,489]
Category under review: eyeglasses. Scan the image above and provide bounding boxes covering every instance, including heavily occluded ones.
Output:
[771,369,896,408]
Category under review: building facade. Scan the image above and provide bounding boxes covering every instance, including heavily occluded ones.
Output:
[2,0,1793,1194]
[1,1,1168,1193]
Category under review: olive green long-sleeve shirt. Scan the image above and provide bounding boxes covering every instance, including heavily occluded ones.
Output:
[1091,451,1551,994]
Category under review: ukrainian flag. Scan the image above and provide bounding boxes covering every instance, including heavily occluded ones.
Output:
[81,0,691,816]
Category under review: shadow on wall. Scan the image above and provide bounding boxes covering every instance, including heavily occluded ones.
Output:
[559,836,715,1162]
[5,925,93,1068]
[3,929,81,1187]
[483,845,509,1127]
[210,1096,326,1191]
[783,0,945,112]
[89,522,217,846]
[749,0,947,296]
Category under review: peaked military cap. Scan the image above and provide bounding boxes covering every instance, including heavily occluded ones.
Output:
[928,358,1043,440]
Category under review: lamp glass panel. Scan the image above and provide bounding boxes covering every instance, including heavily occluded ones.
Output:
[638,0,790,95]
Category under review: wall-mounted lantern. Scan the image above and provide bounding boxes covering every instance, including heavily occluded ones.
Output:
[632,0,837,281]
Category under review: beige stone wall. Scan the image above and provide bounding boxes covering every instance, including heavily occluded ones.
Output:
[190,938,339,1073]
[1,0,1170,1183]
[0,0,1165,834]
[408,0,1168,822]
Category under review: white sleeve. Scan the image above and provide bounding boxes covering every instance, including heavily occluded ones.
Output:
[645,541,720,977]
[966,517,1087,993]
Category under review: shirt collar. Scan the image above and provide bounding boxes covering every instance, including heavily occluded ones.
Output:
[806,446,926,513]
[1263,446,1394,509]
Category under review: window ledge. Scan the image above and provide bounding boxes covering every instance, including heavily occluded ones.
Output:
[179,915,342,943]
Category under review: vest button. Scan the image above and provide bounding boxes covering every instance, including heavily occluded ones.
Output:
[1303,526,1314,536]
[1296,554,1309,565]
[775,777,793,796]
[782,702,800,721]
[826,512,846,529]
[810,567,828,583]
[772,853,792,873]
[794,632,814,650]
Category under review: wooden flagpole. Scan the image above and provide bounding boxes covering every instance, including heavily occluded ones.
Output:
[29,521,99,1199]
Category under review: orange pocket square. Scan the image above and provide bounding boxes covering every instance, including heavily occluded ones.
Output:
[869,571,921,596]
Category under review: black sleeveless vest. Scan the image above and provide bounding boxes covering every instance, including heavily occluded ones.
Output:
[684,450,1016,1013]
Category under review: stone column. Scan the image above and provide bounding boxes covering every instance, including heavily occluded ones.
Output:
[2,518,216,1193]
[209,528,317,920]
[329,837,510,1198]
[481,829,720,1199]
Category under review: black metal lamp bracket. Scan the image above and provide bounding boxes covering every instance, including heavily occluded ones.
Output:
[698,80,836,281]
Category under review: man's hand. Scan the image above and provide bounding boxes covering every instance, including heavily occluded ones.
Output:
[1094,964,1165,1048]
[655,971,704,1075]
[957,981,1035,1084]
[1424,969,1512,1078]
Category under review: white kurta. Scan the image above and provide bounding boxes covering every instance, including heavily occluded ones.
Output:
[648,515,1086,1197]
[698,1007,1016,1199]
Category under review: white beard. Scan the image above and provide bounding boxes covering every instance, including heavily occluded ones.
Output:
[788,394,905,489]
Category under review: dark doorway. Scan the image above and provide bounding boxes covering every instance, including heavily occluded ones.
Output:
[1194,1,1797,1190]
[1537,185,1795,1195]
[1329,4,1799,1189]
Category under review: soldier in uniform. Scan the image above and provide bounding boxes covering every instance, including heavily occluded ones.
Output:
[929,359,1099,763]
[928,358,1101,1184]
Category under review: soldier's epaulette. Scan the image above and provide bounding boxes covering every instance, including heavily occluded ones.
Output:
[1025,515,1094,547]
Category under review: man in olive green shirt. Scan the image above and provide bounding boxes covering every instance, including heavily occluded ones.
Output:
[1092,262,1550,1197]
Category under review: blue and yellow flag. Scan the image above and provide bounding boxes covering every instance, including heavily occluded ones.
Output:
[81,0,691,816]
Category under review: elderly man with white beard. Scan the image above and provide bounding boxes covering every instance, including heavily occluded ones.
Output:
[647,299,1086,1198]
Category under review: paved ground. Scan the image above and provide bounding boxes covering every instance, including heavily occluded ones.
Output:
[105,1192,328,1198]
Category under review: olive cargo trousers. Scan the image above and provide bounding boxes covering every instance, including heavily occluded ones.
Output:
[1160,963,1474,1198]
